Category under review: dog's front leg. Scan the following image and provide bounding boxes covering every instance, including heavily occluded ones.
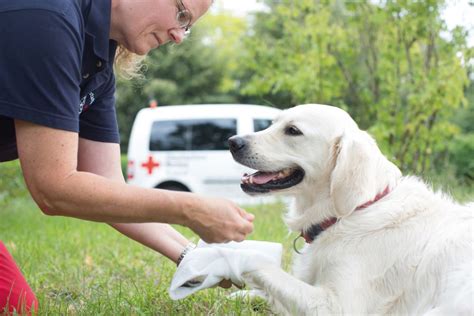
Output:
[243,265,341,315]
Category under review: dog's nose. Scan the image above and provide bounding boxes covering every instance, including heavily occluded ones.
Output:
[228,136,246,153]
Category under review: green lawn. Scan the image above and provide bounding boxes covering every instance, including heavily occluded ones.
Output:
[1,195,296,315]
[1,159,472,315]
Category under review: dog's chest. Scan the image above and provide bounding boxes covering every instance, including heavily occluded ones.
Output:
[295,226,427,282]
[291,239,354,285]
[290,218,471,314]
[291,239,423,314]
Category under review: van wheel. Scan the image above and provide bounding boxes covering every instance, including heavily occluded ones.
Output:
[157,183,190,192]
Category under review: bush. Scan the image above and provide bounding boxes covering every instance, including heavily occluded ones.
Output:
[121,154,128,181]
[448,133,474,183]
[0,156,130,205]
[0,160,29,204]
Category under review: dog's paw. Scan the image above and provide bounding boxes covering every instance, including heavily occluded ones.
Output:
[227,289,267,300]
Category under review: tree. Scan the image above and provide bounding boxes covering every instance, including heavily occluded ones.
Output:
[449,41,474,182]
[239,0,470,174]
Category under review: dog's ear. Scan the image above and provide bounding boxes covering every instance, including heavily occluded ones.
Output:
[330,130,401,217]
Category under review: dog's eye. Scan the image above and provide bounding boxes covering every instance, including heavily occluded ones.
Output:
[285,126,303,136]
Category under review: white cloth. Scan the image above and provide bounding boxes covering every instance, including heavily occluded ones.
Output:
[169,240,282,300]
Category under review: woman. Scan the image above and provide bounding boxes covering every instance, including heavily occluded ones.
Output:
[0,0,254,313]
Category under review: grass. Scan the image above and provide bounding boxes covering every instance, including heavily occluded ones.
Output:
[1,160,473,315]
[1,194,295,315]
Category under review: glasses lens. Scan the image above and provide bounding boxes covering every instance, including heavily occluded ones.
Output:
[176,10,192,28]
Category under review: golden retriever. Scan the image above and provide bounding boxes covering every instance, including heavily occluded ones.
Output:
[228,104,473,315]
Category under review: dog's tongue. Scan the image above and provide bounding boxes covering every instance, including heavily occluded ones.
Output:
[248,171,278,184]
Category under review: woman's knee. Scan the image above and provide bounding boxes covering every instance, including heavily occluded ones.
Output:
[0,241,38,314]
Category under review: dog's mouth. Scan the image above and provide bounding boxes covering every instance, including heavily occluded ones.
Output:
[240,167,305,194]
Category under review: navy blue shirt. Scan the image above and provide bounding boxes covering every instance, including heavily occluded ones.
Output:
[0,0,120,162]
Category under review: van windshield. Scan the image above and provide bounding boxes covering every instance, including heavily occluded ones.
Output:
[149,119,237,151]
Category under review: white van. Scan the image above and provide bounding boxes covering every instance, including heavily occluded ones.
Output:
[127,104,281,204]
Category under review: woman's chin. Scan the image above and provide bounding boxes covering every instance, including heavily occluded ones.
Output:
[128,41,155,56]
[134,46,152,56]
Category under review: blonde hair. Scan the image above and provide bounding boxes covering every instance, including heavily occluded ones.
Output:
[114,44,146,79]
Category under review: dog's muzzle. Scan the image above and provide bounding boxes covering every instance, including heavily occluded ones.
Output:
[228,135,305,195]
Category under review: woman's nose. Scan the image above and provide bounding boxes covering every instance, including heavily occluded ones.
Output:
[169,28,185,44]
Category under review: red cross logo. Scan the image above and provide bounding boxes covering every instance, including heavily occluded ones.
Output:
[141,156,160,175]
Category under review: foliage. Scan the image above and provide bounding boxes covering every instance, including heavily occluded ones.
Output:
[196,11,249,94]
[0,160,28,205]
[454,97,474,134]
[448,133,474,182]
[238,0,470,174]
[121,154,128,180]
[449,76,474,182]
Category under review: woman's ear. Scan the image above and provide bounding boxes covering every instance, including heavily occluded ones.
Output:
[329,130,400,217]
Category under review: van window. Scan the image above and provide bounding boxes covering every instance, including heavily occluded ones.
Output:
[150,119,237,151]
[254,119,273,132]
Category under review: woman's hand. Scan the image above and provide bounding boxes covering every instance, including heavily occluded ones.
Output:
[182,195,254,243]
[219,279,233,288]
[218,279,244,289]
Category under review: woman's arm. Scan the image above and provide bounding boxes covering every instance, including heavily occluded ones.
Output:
[76,136,190,263]
[15,120,254,243]
[77,136,235,291]
[111,223,189,263]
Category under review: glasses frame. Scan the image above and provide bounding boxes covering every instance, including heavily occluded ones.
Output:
[176,0,193,36]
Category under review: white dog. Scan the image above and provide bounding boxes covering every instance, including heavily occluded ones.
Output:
[228,104,473,315]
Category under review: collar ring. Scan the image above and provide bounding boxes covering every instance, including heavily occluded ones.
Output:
[293,235,305,254]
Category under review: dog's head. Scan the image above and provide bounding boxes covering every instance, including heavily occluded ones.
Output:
[229,104,401,218]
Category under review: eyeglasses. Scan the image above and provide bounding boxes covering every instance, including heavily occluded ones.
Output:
[176,0,193,36]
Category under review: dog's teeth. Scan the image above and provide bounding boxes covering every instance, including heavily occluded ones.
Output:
[278,169,291,178]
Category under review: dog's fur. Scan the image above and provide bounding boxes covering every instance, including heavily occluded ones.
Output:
[229,104,474,315]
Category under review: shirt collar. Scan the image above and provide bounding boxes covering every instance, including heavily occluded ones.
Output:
[83,0,113,61]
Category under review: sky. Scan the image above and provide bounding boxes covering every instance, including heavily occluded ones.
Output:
[211,0,474,46]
